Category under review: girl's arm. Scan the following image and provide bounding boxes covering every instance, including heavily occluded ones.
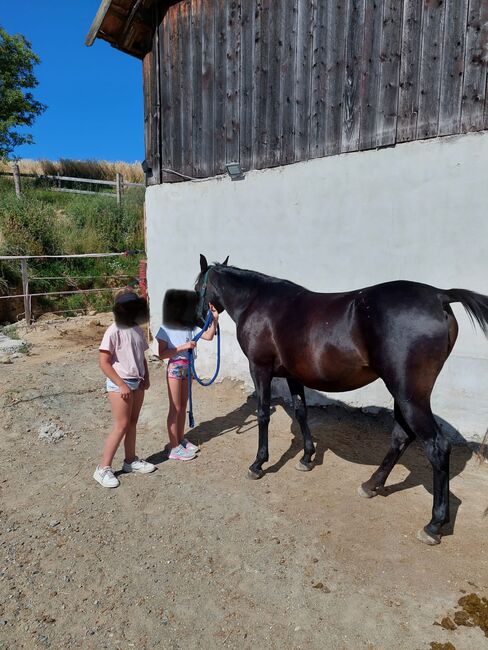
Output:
[142,358,150,390]
[158,339,196,359]
[200,304,219,341]
[99,351,131,400]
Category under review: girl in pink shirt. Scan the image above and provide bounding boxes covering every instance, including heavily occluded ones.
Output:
[94,290,155,488]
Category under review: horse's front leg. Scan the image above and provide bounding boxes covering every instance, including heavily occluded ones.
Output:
[248,363,272,480]
[286,378,316,471]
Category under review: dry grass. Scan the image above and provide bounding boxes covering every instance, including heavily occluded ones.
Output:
[0,159,144,183]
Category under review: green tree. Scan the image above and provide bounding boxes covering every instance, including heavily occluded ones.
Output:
[0,27,46,159]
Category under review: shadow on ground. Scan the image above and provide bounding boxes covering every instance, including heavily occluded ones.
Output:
[148,386,486,537]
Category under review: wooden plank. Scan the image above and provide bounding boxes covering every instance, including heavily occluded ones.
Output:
[266,0,285,165]
[192,0,204,176]
[226,0,241,165]
[266,2,287,167]
[151,15,162,184]
[294,0,314,162]
[51,188,116,197]
[438,0,469,135]
[160,16,173,175]
[358,0,384,150]
[201,0,215,177]
[461,0,488,133]
[280,0,298,165]
[20,260,31,325]
[310,0,328,158]
[252,0,270,169]
[214,0,228,173]
[142,51,153,179]
[376,0,403,146]
[44,175,116,186]
[115,172,123,206]
[180,1,193,176]
[85,0,112,46]
[417,0,446,139]
[324,0,348,155]
[170,4,183,174]
[239,0,254,170]
[342,0,366,152]
[397,0,424,143]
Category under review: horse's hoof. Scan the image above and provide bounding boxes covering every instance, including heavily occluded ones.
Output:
[416,528,441,546]
[247,469,263,480]
[357,483,377,498]
[295,460,313,472]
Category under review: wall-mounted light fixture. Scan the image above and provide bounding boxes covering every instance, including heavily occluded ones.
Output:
[225,162,245,180]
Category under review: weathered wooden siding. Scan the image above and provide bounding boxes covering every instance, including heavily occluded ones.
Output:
[143,0,488,183]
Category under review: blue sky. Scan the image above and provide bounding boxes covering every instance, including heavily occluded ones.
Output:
[2,1,143,162]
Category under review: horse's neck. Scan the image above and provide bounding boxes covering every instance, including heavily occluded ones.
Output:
[213,268,261,322]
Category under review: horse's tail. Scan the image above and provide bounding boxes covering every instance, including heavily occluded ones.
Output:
[442,288,488,336]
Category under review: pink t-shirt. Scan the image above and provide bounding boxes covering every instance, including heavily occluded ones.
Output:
[99,323,149,380]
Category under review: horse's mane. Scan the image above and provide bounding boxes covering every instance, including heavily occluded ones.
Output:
[211,263,305,291]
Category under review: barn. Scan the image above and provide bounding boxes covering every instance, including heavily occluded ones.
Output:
[87,0,488,440]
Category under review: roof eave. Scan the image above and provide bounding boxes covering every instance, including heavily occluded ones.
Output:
[85,0,113,47]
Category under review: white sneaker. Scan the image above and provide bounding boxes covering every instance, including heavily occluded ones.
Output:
[181,438,199,453]
[168,444,196,461]
[122,457,156,474]
[93,465,119,488]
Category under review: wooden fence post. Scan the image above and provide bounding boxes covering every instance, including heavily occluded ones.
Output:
[20,259,31,325]
[116,173,124,206]
[11,162,21,198]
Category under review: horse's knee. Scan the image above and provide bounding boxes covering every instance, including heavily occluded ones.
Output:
[425,437,450,469]
[257,412,270,428]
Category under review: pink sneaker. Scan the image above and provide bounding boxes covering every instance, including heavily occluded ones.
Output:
[182,438,199,453]
[168,444,196,461]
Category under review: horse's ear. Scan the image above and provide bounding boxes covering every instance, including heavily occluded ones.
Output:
[222,256,229,266]
[200,254,208,273]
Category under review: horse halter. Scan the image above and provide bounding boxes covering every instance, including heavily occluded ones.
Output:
[197,269,211,322]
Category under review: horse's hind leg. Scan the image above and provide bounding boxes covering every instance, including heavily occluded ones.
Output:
[286,379,316,471]
[358,403,414,498]
[248,363,272,480]
[396,398,450,545]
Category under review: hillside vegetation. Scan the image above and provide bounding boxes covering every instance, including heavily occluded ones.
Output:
[0,159,144,183]
[0,160,145,322]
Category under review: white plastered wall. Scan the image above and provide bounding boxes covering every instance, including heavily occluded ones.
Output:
[146,132,488,441]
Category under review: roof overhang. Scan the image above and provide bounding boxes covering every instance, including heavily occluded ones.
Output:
[85,0,157,59]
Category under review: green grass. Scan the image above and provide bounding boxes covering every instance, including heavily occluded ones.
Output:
[0,324,19,339]
[0,177,145,321]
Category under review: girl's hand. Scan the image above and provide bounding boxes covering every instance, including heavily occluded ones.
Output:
[178,341,197,352]
[119,383,131,401]
[209,303,219,323]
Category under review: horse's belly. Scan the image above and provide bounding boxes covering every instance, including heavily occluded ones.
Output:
[282,365,378,393]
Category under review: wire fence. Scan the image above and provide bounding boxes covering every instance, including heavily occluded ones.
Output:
[0,252,147,324]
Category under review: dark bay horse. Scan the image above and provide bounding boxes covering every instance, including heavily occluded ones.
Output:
[195,255,488,545]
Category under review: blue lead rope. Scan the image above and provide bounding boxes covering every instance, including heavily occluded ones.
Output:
[187,310,221,427]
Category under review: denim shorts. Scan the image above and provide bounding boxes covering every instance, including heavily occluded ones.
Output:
[106,378,142,392]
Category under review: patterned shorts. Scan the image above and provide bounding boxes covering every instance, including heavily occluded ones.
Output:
[167,361,189,380]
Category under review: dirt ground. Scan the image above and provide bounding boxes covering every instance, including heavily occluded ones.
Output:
[1,314,488,650]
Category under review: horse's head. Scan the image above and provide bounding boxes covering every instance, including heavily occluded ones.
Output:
[195,254,228,320]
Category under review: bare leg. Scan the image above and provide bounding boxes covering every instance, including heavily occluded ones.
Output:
[166,376,187,448]
[177,378,189,443]
[124,388,145,462]
[101,392,133,467]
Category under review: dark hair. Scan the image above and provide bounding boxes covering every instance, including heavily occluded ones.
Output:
[112,291,149,327]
